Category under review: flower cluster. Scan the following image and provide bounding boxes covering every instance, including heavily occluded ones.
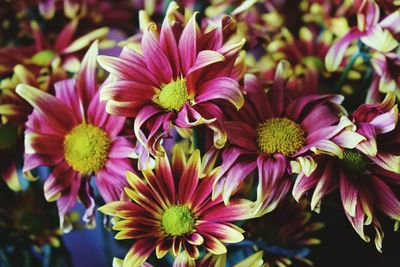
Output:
[0,0,399,266]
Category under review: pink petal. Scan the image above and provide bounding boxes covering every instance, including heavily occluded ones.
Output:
[54,78,83,122]
[142,23,173,84]
[16,84,77,134]
[54,19,78,52]
[225,121,258,151]
[325,28,362,71]
[108,137,134,159]
[222,160,257,204]
[76,41,98,109]
[179,14,197,76]
[123,239,156,267]
[195,77,243,110]
[97,55,159,86]
[340,170,358,217]
[178,150,201,204]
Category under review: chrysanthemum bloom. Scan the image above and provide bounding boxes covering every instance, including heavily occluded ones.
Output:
[0,182,61,250]
[293,93,400,251]
[243,197,323,267]
[258,26,332,97]
[325,0,400,72]
[214,63,364,215]
[368,51,400,102]
[98,2,245,163]
[99,145,254,267]
[16,42,134,229]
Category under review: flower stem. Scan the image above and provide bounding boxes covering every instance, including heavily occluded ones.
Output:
[334,52,360,93]
[192,128,200,150]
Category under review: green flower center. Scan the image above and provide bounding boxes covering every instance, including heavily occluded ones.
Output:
[157,79,189,111]
[64,123,111,174]
[342,149,368,174]
[162,205,195,236]
[256,117,305,156]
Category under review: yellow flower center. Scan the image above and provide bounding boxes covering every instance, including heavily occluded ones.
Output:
[256,117,305,156]
[162,205,195,236]
[342,149,368,174]
[63,123,111,174]
[157,78,189,111]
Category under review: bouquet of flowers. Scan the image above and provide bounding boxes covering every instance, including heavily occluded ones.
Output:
[0,0,399,266]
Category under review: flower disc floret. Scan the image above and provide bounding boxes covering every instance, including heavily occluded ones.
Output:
[157,79,189,111]
[256,117,305,156]
[64,123,111,174]
[162,205,195,236]
[342,149,369,175]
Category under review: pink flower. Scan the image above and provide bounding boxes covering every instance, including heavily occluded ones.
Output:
[97,2,244,167]
[325,0,400,72]
[214,61,364,215]
[16,42,134,230]
[293,93,400,251]
[99,145,254,267]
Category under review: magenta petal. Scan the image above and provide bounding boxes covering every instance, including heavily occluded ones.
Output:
[134,105,164,147]
[340,170,358,217]
[372,176,400,220]
[160,15,180,77]
[76,41,98,109]
[54,19,78,52]
[97,55,159,87]
[179,14,197,76]
[55,78,83,121]
[79,179,96,226]
[96,159,130,203]
[222,160,257,204]
[356,123,377,156]
[195,77,243,110]
[16,84,77,134]
[56,171,81,217]
[44,161,74,201]
[142,23,173,84]
[325,28,362,71]
[225,121,258,151]
[243,74,271,121]
[108,137,134,159]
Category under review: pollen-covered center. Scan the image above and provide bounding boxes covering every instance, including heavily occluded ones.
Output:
[63,123,111,174]
[162,205,195,236]
[256,117,305,156]
[157,78,189,111]
[342,149,368,174]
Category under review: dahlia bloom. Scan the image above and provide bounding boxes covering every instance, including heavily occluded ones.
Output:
[214,63,364,215]
[99,145,254,267]
[98,2,244,162]
[16,42,134,229]
[325,0,400,72]
[293,93,400,251]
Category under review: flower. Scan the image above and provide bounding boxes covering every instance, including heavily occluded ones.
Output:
[293,93,400,251]
[243,197,323,267]
[16,42,134,230]
[99,145,254,267]
[258,26,333,97]
[214,62,364,215]
[98,1,245,164]
[0,181,61,250]
[325,0,400,72]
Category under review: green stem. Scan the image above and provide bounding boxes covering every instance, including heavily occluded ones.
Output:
[192,128,200,150]
[334,52,361,93]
